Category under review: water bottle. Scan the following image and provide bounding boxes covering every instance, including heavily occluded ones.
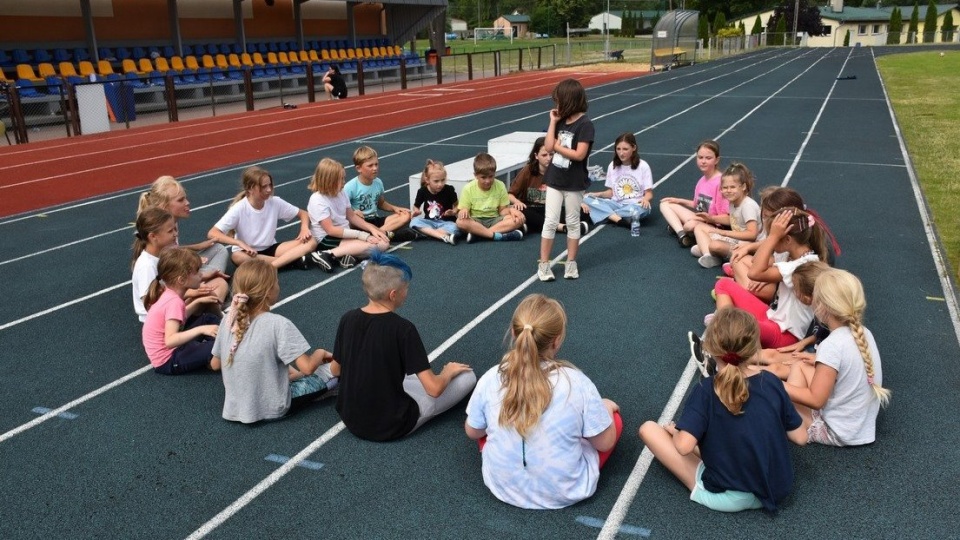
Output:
[630,207,640,237]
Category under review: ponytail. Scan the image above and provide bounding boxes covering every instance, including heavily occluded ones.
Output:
[702,307,761,415]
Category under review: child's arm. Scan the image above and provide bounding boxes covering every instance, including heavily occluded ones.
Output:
[208,226,256,256]
[294,209,312,243]
[585,188,613,199]
[666,422,699,455]
[698,220,759,242]
[376,194,410,216]
[777,335,816,354]
[784,363,838,409]
[464,420,486,440]
[660,196,694,208]
[164,318,217,349]
[416,362,472,398]
[747,211,794,283]
[345,212,390,242]
[291,347,333,377]
[553,141,590,163]
[586,398,620,452]
[696,212,731,228]
[786,424,808,445]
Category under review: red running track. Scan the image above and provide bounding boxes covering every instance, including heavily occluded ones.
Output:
[0,69,646,217]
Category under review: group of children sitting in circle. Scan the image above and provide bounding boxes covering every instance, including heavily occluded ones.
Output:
[128,78,889,512]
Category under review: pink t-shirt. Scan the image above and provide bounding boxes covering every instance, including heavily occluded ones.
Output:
[141,288,186,368]
[692,173,729,216]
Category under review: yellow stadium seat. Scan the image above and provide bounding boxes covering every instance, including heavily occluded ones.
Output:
[59,62,80,78]
[320,49,330,61]
[353,48,363,58]
[298,50,310,62]
[201,55,215,69]
[170,56,186,71]
[267,52,281,65]
[215,54,229,70]
[78,61,96,77]
[277,52,291,65]
[97,60,115,76]
[155,57,172,72]
[228,54,243,69]
[121,59,138,74]
[345,49,356,59]
[138,58,155,74]
[16,64,42,81]
[38,63,57,78]
[252,53,267,66]
[362,47,373,58]
[0,69,9,82]
[240,53,255,67]
[337,48,348,59]
[309,50,321,62]
[185,56,201,70]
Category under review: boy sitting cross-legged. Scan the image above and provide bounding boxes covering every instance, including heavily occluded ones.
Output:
[345,145,416,242]
[455,153,526,243]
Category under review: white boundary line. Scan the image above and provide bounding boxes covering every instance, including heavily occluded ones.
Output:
[871,48,960,343]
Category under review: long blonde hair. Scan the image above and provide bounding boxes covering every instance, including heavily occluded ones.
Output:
[498,294,574,439]
[232,166,272,206]
[702,308,761,415]
[813,269,891,407]
[225,259,278,366]
[137,175,183,214]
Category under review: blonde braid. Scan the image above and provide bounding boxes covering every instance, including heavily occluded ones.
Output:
[226,299,250,366]
[850,320,891,407]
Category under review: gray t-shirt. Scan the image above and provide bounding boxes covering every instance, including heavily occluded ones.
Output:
[816,326,882,445]
[213,312,310,423]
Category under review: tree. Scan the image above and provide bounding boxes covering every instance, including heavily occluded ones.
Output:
[843,28,850,46]
[751,15,763,35]
[765,1,824,38]
[713,11,728,34]
[923,0,938,43]
[774,15,787,45]
[698,15,710,41]
[637,11,645,35]
[887,7,902,44]
[542,0,592,31]
[942,9,955,42]
[907,2,920,44]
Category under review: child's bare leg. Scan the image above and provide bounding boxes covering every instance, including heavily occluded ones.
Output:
[231,251,255,267]
[693,223,711,256]
[638,421,699,491]
[660,202,688,234]
[271,239,317,268]
[456,218,494,239]
[709,240,732,260]
[204,276,229,303]
[490,216,522,234]
[381,212,411,232]
[412,227,448,241]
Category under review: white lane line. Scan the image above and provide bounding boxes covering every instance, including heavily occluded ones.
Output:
[184,232,601,540]
[596,47,838,540]
[872,48,960,344]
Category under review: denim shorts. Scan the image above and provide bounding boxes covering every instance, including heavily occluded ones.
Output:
[410,216,458,236]
[689,462,764,512]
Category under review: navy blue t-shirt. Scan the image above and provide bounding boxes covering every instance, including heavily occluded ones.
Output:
[676,370,802,511]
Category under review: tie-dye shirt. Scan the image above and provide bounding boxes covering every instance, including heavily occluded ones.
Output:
[466,363,612,509]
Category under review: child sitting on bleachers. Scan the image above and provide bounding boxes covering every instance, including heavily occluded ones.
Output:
[455,153,525,243]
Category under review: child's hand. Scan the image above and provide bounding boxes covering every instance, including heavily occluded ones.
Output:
[746,279,767,293]
[768,209,795,239]
[548,108,560,123]
[661,196,678,205]
[792,351,816,364]
[695,212,712,223]
[777,343,803,354]
[730,244,750,262]
[441,362,472,378]
[237,241,257,257]
[201,269,230,282]
[199,324,219,338]
[296,229,312,243]
[457,208,470,221]
[412,208,422,217]
[513,200,527,211]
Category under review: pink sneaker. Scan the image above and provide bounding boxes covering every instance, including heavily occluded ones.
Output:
[704,312,715,327]
[722,262,733,277]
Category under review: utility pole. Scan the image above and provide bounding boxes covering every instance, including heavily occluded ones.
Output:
[792,0,800,46]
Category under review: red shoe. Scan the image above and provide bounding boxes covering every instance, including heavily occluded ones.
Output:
[722,262,733,277]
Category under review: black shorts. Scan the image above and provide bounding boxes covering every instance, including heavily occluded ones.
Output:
[364,215,387,228]
[257,242,282,257]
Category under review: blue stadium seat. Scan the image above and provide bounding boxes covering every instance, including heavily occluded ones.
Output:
[73,48,91,62]
[52,48,71,62]
[15,79,44,98]
[277,42,289,52]
[147,70,167,85]
[268,42,279,53]
[44,75,64,95]
[177,68,198,84]
[257,43,268,54]
[163,46,176,58]
[230,43,242,55]
[246,43,257,54]
[34,49,52,63]
[12,49,31,64]
[124,71,151,88]
[148,47,162,59]
[116,47,132,60]
[251,67,267,79]
[131,47,147,60]
[0,49,13,68]
[183,45,195,57]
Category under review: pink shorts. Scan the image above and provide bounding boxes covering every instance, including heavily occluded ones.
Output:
[808,409,842,446]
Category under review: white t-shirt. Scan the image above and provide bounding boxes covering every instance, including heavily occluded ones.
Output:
[131,250,159,322]
[767,253,819,339]
[816,326,882,445]
[213,196,300,252]
[730,196,761,233]
[465,363,612,509]
[308,191,351,242]
[604,160,653,204]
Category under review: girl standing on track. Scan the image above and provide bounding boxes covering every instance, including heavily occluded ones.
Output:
[141,247,221,375]
[689,163,760,268]
[659,139,727,248]
[582,132,654,229]
[640,307,807,513]
[509,137,590,235]
[538,79,595,282]
[132,207,221,323]
[138,175,229,299]
[207,166,316,270]
[782,268,890,446]
[307,157,390,272]
[465,294,622,509]
[212,259,338,423]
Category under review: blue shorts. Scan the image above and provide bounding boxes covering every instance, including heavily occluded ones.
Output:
[689,462,763,512]
[410,216,458,236]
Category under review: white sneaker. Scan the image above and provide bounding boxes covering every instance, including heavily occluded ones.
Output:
[690,245,702,257]
[537,261,555,282]
[698,254,722,268]
[564,260,579,279]
[443,233,456,245]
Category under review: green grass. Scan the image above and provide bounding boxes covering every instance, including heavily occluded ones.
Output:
[877,51,960,278]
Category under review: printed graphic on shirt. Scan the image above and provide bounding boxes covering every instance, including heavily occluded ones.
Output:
[354,193,377,215]
[614,174,642,203]
[426,200,445,220]
[694,193,713,213]
[551,130,573,169]
[527,185,548,205]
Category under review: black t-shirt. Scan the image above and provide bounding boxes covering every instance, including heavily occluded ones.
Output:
[334,309,430,441]
[544,114,595,191]
[330,72,347,98]
[414,184,458,221]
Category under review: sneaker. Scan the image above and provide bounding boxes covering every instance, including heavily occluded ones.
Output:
[698,254,722,268]
[537,261,555,282]
[442,233,456,245]
[311,250,335,273]
[703,312,715,327]
[563,260,579,279]
[466,232,475,244]
[521,223,528,234]
[690,245,702,257]
[293,254,310,271]
[722,262,734,277]
[615,218,632,229]
[679,233,695,248]
[338,254,357,269]
[500,230,523,242]
[666,225,676,236]
[688,331,716,377]
[580,222,590,235]
[390,227,418,243]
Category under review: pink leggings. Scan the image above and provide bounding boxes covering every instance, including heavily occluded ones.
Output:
[478,411,624,469]
[714,278,799,349]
